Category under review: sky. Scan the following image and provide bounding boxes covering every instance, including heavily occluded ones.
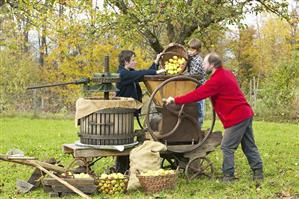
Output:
[243,0,298,27]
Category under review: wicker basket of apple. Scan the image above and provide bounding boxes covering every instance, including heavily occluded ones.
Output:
[97,173,128,195]
[136,169,177,194]
[160,43,188,75]
[163,55,187,75]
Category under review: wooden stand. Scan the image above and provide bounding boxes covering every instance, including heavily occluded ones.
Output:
[63,144,133,158]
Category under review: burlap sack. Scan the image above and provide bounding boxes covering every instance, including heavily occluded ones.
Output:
[127,141,167,190]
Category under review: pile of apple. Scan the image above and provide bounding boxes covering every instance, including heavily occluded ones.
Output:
[73,173,92,179]
[98,173,128,194]
[140,169,175,177]
[164,56,186,75]
[61,172,92,179]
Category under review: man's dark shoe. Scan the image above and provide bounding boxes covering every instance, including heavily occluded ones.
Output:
[253,169,264,181]
[222,174,237,182]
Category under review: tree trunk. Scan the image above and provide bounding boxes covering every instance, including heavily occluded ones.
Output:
[39,28,47,67]
[23,18,29,53]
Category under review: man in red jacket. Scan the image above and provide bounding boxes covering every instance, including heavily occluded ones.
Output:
[166,53,263,181]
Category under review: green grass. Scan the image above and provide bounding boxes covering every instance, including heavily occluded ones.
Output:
[0,117,298,199]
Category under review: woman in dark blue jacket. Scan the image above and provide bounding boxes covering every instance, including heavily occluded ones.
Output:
[116,50,163,102]
[115,50,164,173]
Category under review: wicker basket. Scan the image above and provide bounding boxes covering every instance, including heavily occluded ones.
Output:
[137,173,177,194]
[160,43,188,74]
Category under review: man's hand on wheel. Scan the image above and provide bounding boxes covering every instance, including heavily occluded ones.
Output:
[163,96,175,105]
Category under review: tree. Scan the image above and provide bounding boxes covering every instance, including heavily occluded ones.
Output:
[100,0,289,53]
[226,26,258,91]
[0,8,39,112]
[255,16,293,74]
[253,15,298,120]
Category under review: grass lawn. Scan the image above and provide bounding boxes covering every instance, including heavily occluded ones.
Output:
[0,117,298,199]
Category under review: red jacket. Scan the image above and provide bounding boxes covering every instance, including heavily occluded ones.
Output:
[175,66,253,128]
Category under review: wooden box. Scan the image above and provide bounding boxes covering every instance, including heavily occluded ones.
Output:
[42,177,97,197]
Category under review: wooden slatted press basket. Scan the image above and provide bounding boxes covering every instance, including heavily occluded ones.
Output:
[78,108,135,145]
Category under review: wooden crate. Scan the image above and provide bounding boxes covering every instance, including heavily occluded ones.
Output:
[42,177,97,197]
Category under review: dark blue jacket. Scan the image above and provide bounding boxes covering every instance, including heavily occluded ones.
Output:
[116,63,158,102]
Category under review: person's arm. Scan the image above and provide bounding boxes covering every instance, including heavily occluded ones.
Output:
[119,69,156,86]
[174,77,220,104]
[149,62,158,70]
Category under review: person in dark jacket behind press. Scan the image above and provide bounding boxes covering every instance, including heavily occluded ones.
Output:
[165,53,263,182]
[115,50,165,173]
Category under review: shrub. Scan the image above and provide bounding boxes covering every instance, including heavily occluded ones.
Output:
[257,54,299,121]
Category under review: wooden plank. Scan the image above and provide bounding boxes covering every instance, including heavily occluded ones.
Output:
[44,178,95,185]
[43,185,53,192]
[48,192,60,197]
[43,178,94,185]
[144,80,162,106]
[7,156,36,160]
[43,178,97,194]
[74,148,131,158]
[143,75,200,81]
[0,157,66,173]
[63,144,132,158]
[62,144,74,154]
[52,184,96,194]
[97,113,102,145]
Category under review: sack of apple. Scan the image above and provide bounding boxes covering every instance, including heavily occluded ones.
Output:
[164,55,186,75]
[97,173,128,195]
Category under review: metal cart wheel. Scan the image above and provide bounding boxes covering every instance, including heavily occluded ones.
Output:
[185,157,214,181]
[146,76,216,147]
[136,90,161,129]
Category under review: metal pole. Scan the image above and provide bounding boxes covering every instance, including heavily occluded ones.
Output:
[104,55,109,74]
[104,55,110,100]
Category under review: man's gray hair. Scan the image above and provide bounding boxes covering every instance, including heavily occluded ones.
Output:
[206,53,223,68]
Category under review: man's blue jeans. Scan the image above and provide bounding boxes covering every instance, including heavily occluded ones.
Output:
[197,100,205,126]
[221,117,263,176]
